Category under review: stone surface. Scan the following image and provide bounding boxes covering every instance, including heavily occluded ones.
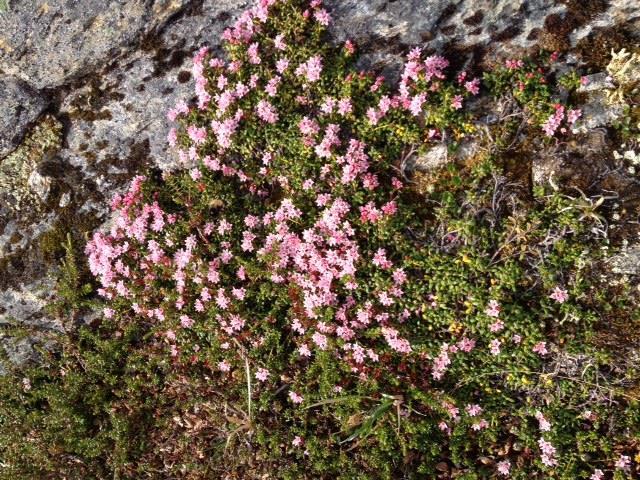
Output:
[59,0,251,175]
[0,278,61,373]
[409,144,450,172]
[0,0,640,370]
[575,72,626,130]
[0,0,193,89]
[608,244,640,275]
[0,77,48,158]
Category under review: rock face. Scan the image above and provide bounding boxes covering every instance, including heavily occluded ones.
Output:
[1,0,640,369]
[0,0,194,90]
[0,77,48,158]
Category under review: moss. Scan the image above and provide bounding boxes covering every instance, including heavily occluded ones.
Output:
[38,221,70,263]
[574,27,634,71]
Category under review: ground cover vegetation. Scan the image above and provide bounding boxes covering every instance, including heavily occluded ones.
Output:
[0,0,639,478]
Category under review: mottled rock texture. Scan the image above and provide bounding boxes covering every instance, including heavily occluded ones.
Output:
[0,77,47,158]
[1,0,639,368]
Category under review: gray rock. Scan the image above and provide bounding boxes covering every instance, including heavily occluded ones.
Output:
[608,245,640,276]
[59,0,251,175]
[0,0,193,89]
[578,98,626,130]
[577,73,615,94]
[0,278,60,330]
[328,0,568,75]
[409,144,450,172]
[27,169,51,202]
[532,153,562,188]
[0,337,40,372]
[574,72,630,130]
[0,77,48,158]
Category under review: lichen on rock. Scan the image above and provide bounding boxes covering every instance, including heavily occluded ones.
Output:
[0,115,62,215]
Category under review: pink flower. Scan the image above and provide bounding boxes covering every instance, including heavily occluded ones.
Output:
[590,469,604,480]
[535,411,552,431]
[314,8,331,25]
[299,344,311,357]
[232,287,246,300]
[458,337,476,352]
[255,367,270,382]
[216,289,230,310]
[485,300,501,318]
[247,42,261,64]
[344,39,355,54]
[320,96,336,114]
[378,291,394,306]
[276,57,290,73]
[538,438,557,467]
[471,419,489,430]
[465,78,480,95]
[532,341,548,356]
[490,339,502,356]
[381,327,412,354]
[292,435,304,447]
[167,128,178,147]
[373,248,393,269]
[490,319,504,333]
[505,59,524,70]
[451,95,463,110]
[497,460,511,476]
[465,404,483,417]
[615,455,631,471]
[542,105,565,136]
[180,315,194,328]
[549,286,569,303]
[580,75,590,86]
[312,332,328,350]
[265,76,281,97]
[218,218,233,235]
[299,116,319,137]
[289,391,304,404]
[409,93,426,116]
[218,360,231,372]
[338,98,353,115]
[360,202,381,223]
[256,99,279,124]
[274,34,287,50]
[189,168,202,181]
[567,109,581,124]
[366,107,381,125]
[104,307,115,319]
[431,343,451,380]
[295,55,323,82]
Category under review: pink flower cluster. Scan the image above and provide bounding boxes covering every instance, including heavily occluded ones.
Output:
[295,55,323,83]
[542,104,582,136]
[538,438,558,467]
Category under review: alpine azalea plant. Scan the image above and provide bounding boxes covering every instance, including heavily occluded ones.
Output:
[70,0,640,478]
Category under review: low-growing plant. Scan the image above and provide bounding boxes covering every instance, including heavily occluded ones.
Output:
[1,1,638,479]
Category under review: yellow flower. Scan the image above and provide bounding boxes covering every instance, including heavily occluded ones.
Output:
[448,322,462,334]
